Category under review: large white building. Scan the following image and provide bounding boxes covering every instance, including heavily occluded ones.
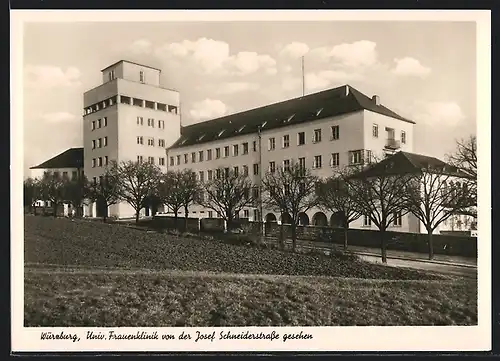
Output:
[166,83,418,232]
[81,60,181,218]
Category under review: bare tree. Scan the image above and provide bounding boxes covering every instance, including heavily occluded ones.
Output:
[117,160,162,223]
[64,173,91,217]
[24,177,41,215]
[403,166,476,259]
[261,162,319,252]
[447,135,477,217]
[39,172,70,217]
[200,167,255,232]
[346,162,411,263]
[317,167,362,251]
[88,162,121,222]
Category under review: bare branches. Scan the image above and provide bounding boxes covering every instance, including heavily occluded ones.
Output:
[117,160,162,223]
[447,135,477,180]
[200,167,255,229]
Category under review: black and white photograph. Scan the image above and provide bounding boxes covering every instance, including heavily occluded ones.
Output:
[11,10,491,353]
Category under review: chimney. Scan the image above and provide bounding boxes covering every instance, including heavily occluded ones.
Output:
[372,95,380,106]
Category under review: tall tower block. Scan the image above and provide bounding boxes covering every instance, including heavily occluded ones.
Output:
[82,60,181,218]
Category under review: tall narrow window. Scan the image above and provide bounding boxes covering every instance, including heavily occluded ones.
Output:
[253,163,259,175]
[313,129,322,143]
[233,144,239,156]
[269,161,276,173]
[313,155,322,169]
[104,136,108,147]
[199,151,204,162]
[170,157,174,166]
[283,134,290,148]
[298,132,306,145]
[331,153,339,167]
[224,146,230,157]
[207,149,212,160]
[331,125,340,140]
[373,124,379,138]
[269,137,276,150]
[139,70,145,83]
[363,215,372,226]
[401,131,407,144]
[242,142,249,154]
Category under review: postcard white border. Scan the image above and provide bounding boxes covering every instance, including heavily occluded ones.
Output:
[11,9,491,353]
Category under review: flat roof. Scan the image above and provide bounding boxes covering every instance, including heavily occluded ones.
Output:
[101,60,162,73]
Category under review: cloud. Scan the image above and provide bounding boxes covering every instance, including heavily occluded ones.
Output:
[283,65,293,73]
[127,39,152,54]
[24,65,82,89]
[392,57,431,78]
[306,40,378,68]
[412,101,466,127]
[214,82,260,95]
[157,38,276,76]
[305,70,364,90]
[282,77,302,91]
[189,99,228,120]
[280,42,310,58]
[39,112,77,123]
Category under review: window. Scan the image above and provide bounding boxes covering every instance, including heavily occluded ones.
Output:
[140,70,145,83]
[242,142,249,154]
[53,171,60,178]
[92,140,96,149]
[137,136,143,145]
[233,144,239,156]
[147,118,155,127]
[92,158,96,168]
[105,156,109,166]
[253,209,260,222]
[243,165,249,176]
[98,119,102,128]
[269,161,276,173]
[269,137,276,150]
[401,131,407,144]
[63,171,68,179]
[363,215,372,227]
[199,171,205,182]
[72,171,77,180]
[224,168,230,178]
[98,138,102,148]
[206,149,212,161]
[158,120,165,129]
[331,125,340,140]
[158,139,165,147]
[208,211,213,218]
[253,141,257,152]
[103,117,108,127]
[137,116,144,125]
[244,210,249,218]
[98,157,103,167]
[224,146,230,158]
[191,152,196,163]
[299,157,306,171]
[283,134,290,148]
[283,159,290,171]
[252,187,259,200]
[108,70,115,81]
[170,157,174,166]
[253,163,259,175]
[91,121,96,130]
[92,177,97,186]
[331,153,340,167]
[233,166,239,176]
[198,151,204,162]
[313,155,322,169]
[298,132,306,145]
[184,154,188,164]
[176,155,181,165]
[393,211,402,226]
[104,136,108,147]
[349,150,363,165]
[208,170,213,181]
[373,124,379,138]
[159,157,165,166]
[216,169,222,179]
[313,129,322,143]
[216,148,221,159]
[148,156,154,164]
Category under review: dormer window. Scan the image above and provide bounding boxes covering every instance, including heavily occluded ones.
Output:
[261,121,268,128]
[218,130,225,137]
[238,125,246,133]
[198,134,206,141]
[316,108,323,116]
[180,139,187,145]
[284,114,295,123]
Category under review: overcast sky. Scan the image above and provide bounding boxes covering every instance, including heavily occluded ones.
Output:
[23,20,476,177]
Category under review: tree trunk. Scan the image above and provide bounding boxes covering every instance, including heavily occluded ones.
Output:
[380,230,387,264]
[184,206,189,232]
[291,223,297,252]
[103,211,107,223]
[174,211,178,230]
[279,223,285,250]
[53,203,58,218]
[33,204,37,216]
[135,210,140,224]
[343,227,348,251]
[427,229,434,260]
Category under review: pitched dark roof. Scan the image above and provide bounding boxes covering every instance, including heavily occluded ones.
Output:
[353,151,470,178]
[170,84,414,149]
[30,148,84,169]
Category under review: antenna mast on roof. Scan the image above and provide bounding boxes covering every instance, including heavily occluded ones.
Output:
[301,55,305,97]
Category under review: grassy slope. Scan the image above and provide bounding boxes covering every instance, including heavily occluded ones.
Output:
[23,216,478,326]
[25,268,477,327]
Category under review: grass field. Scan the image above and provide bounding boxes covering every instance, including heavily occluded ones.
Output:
[23,215,478,326]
